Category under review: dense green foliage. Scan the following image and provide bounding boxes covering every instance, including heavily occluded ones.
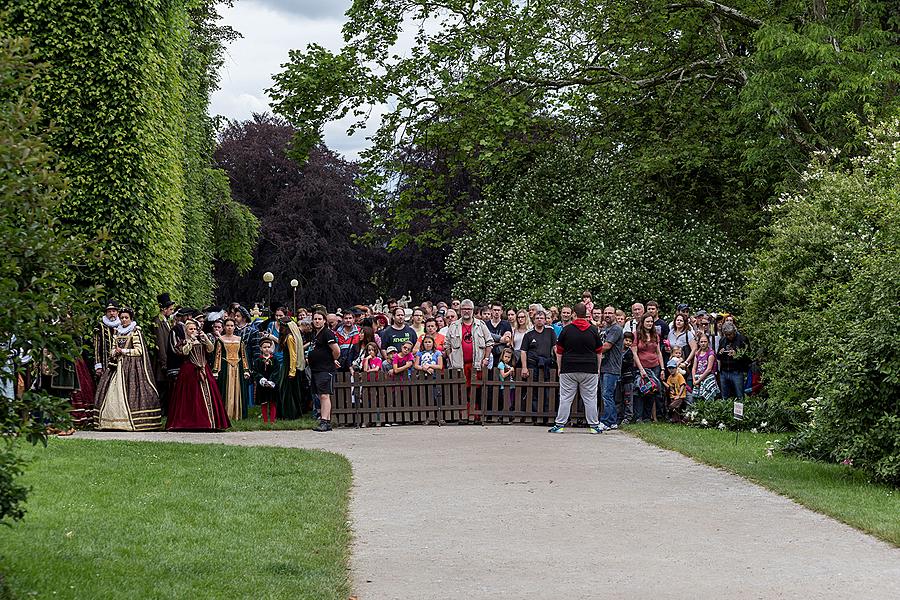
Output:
[0,34,96,523]
[629,424,900,546]
[1,0,257,319]
[180,1,258,308]
[271,0,900,267]
[744,121,900,485]
[2,440,352,598]
[448,148,749,308]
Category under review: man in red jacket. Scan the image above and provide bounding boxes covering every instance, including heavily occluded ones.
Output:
[550,302,604,434]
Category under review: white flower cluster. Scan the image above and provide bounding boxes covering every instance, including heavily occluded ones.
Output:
[447,153,749,308]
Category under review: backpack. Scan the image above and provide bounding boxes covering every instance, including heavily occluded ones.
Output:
[635,371,660,396]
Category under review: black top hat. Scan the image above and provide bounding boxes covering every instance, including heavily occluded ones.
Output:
[157,293,175,309]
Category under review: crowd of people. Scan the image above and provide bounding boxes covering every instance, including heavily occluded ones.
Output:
[35,291,752,435]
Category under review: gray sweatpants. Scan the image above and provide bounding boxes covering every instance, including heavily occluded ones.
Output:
[556,372,600,426]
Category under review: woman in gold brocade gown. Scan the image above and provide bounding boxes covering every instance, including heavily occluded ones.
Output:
[212,318,250,420]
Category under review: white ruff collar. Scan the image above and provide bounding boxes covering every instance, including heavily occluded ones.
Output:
[102,315,121,328]
[116,322,137,335]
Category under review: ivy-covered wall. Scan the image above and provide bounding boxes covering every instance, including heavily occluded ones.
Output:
[1,0,257,320]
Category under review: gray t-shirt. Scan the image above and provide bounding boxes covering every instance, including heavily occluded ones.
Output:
[600,323,624,374]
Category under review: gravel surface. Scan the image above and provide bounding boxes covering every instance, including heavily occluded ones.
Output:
[76,426,900,599]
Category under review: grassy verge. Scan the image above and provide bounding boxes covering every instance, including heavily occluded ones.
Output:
[628,423,900,546]
[0,439,352,599]
[229,406,319,431]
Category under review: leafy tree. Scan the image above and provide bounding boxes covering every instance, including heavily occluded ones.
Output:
[270,0,900,253]
[0,34,99,523]
[744,120,900,485]
[214,115,380,309]
[180,0,258,307]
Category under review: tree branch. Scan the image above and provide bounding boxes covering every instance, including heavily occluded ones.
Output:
[710,14,748,85]
[667,1,764,29]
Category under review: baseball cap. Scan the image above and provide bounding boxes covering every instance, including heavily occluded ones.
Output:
[385,346,398,354]
[666,358,680,369]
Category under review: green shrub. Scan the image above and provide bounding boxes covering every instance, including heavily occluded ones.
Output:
[744,120,900,485]
[684,397,800,433]
[1,1,257,320]
[0,33,95,523]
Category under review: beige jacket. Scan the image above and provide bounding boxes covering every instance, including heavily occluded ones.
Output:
[445,318,495,370]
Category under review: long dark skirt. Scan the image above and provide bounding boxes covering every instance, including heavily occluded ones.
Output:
[277,370,302,420]
[167,362,230,431]
[70,358,96,428]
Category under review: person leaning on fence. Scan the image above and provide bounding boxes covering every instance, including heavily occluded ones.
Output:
[549,302,604,434]
[445,298,494,422]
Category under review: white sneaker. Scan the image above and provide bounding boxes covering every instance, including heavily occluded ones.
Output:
[596,423,611,431]
[608,423,619,430]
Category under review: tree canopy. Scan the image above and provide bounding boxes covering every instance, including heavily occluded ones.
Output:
[0,32,97,523]
[214,114,381,309]
[270,0,900,260]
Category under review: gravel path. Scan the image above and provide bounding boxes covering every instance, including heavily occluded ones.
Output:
[76,427,900,599]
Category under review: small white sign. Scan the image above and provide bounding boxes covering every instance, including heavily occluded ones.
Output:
[733,401,744,420]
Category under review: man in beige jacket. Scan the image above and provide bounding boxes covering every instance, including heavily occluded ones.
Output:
[445,299,495,422]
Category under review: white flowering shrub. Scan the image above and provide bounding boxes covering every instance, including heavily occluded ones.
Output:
[744,120,900,485]
[447,149,749,310]
[684,398,798,432]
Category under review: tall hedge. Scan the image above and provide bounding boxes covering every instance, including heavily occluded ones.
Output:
[1,0,257,319]
[179,1,257,308]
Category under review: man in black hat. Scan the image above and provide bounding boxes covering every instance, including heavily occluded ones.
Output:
[93,301,120,378]
[153,293,176,413]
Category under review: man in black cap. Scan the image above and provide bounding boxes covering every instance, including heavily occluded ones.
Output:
[153,293,175,412]
[92,301,120,378]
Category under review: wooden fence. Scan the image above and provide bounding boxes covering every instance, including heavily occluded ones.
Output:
[332,367,590,426]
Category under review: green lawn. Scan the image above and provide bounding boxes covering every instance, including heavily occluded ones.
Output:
[628,423,900,546]
[229,406,319,431]
[0,439,352,599]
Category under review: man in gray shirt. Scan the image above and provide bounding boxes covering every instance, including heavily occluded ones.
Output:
[599,305,624,429]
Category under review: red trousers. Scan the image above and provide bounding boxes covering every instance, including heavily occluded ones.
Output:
[463,363,483,420]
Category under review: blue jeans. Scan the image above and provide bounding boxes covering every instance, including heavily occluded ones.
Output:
[600,373,619,427]
[720,370,745,400]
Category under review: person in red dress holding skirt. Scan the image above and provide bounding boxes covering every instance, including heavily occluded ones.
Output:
[167,319,230,431]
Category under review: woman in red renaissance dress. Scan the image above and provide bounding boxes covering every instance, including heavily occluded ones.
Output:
[167,319,230,431]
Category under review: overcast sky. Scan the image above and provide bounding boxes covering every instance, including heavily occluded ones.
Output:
[210,0,369,159]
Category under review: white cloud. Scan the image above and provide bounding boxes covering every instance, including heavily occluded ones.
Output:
[244,0,350,19]
[212,1,368,157]
[211,0,426,161]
